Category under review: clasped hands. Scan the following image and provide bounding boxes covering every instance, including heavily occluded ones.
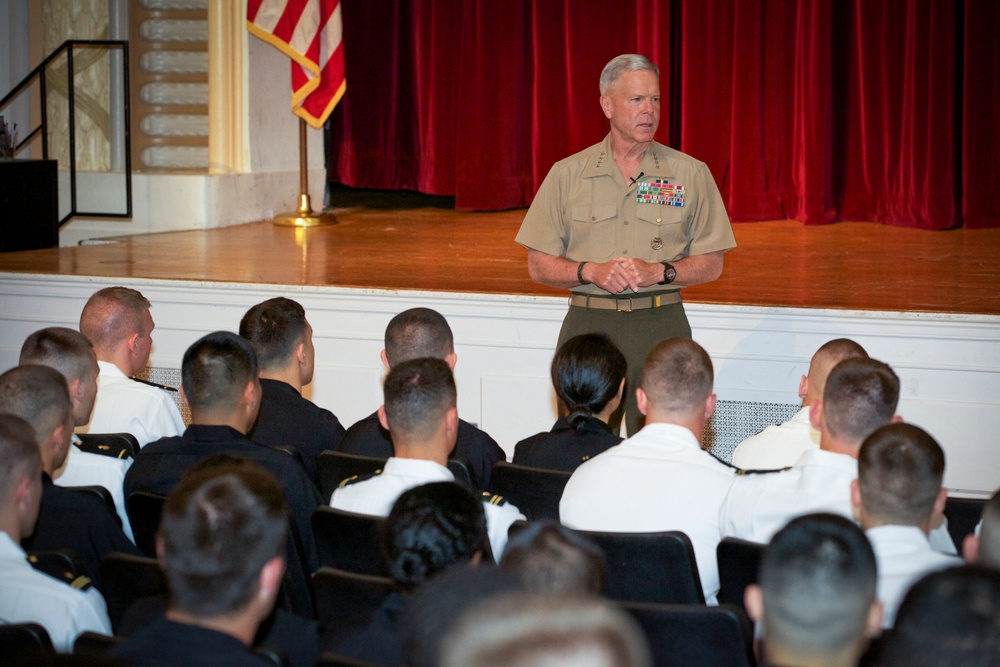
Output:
[586,257,664,294]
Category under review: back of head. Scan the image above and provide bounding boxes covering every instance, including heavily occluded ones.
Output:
[821,357,899,446]
[551,334,626,432]
[0,365,71,446]
[500,520,606,595]
[877,565,1000,666]
[181,331,258,414]
[808,338,869,401]
[599,54,660,95]
[858,423,944,526]
[384,308,454,366]
[239,297,307,371]
[19,327,96,384]
[79,286,150,353]
[160,457,287,619]
[760,513,877,659]
[640,338,713,415]
[383,357,457,444]
[979,489,1000,569]
[383,481,486,590]
[441,592,652,667]
[0,414,42,506]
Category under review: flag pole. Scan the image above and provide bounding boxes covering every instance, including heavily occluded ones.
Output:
[273,117,338,227]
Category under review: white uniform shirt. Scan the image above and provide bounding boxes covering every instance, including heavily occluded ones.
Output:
[52,439,134,542]
[730,407,819,470]
[79,361,184,447]
[0,532,112,652]
[329,457,525,559]
[867,524,961,627]
[559,423,736,604]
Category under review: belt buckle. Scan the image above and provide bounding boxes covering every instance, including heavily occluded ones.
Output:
[616,298,633,313]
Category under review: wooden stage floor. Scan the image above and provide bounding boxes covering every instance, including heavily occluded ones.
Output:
[1,207,999,316]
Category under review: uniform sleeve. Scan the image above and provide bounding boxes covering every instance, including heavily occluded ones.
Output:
[60,588,112,653]
[685,161,736,257]
[147,393,186,443]
[484,501,526,561]
[515,166,571,257]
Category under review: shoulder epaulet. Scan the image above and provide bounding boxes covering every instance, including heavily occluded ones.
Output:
[75,438,133,460]
[28,554,92,590]
[707,451,742,472]
[482,492,508,506]
[129,376,179,392]
[70,575,94,591]
[338,469,382,488]
[736,466,793,476]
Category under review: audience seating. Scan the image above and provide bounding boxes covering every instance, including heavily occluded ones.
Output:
[64,484,120,526]
[317,451,473,501]
[76,432,140,459]
[126,491,166,557]
[621,601,756,667]
[943,496,987,552]
[73,631,124,657]
[317,652,383,667]
[0,623,54,659]
[509,521,704,604]
[99,552,166,633]
[312,506,387,576]
[312,566,397,629]
[489,462,571,521]
[716,537,766,614]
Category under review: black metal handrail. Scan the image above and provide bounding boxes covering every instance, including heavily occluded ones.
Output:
[0,39,131,226]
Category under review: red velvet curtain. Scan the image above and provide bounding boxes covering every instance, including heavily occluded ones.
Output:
[327,0,998,228]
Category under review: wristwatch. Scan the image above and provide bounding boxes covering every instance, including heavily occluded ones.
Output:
[658,262,676,285]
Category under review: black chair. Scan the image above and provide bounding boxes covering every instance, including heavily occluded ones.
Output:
[317,451,474,501]
[944,496,987,552]
[489,462,571,521]
[0,623,54,660]
[99,552,166,633]
[64,484,120,526]
[76,432,140,459]
[73,631,125,657]
[317,652,383,667]
[509,522,704,604]
[126,491,167,557]
[716,537,766,613]
[312,506,387,576]
[312,566,397,629]
[621,601,756,667]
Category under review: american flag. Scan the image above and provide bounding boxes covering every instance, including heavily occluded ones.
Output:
[247,0,346,128]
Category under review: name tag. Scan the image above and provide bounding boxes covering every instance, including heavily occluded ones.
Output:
[637,179,685,207]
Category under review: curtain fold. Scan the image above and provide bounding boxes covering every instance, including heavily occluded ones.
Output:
[326,0,997,228]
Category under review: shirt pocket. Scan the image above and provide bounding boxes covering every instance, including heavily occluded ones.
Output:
[569,203,618,260]
[635,204,686,255]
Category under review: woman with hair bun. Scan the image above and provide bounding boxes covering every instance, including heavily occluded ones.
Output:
[513,334,626,472]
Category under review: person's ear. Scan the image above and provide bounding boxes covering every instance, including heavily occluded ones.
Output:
[963,533,980,563]
[705,393,717,419]
[636,388,649,416]
[850,478,863,512]
[445,406,459,436]
[127,332,141,355]
[445,352,458,370]
[744,584,764,623]
[809,399,824,430]
[798,374,809,401]
[68,378,83,404]
[243,380,257,410]
[179,385,189,407]
[616,378,625,401]
[14,475,33,512]
[932,487,948,519]
[295,341,307,365]
[379,349,390,370]
[377,405,389,431]
[865,601,884,638]
[155,535,167,572]
[891,414,904,424]
[600,94,613,119]
[258,556,285,600]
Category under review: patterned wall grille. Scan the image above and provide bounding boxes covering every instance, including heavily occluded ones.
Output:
[134,365,190,425]
[703,400,801,463]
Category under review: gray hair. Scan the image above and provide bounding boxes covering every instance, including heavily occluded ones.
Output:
[600,54,660,95]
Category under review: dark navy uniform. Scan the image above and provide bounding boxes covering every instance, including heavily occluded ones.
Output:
[324,590,407,666]
[249,378,347,487]
[124,424,323,570]
[512,416,622,472]
[337,412,506,492]
[24,473,143,592]
[110,617,275,667]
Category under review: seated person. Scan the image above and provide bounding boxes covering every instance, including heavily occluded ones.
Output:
[499,520,606,594]
[0,414,111,652]
[337,307,505,492]
[20,326,135,541]
[1,365,141,592]
[330,357,524,559]
[744,513,882,667]
[962,487,1000,569]
[326,481,487,666]
[124,332,322,569]
[512,333,625,472]
[240,297,346,487]
[78,286,185,446]
[110,459,288,666]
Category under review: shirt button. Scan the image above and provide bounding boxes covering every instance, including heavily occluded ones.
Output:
[623,250,629,255]
[624,220,629,226]
[591,216,596,221]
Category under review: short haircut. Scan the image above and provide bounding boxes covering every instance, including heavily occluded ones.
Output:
[876,565,1000,666]
[0,414,42,502]
[383,357,457,442]
[0,365,72,445]
[979,488,1000,569]
[810,338,869,398]
[552,334,627,432]
[181,331,258,413]
[500,521,606,595]
[384,308,454,367]
[640,338,713,413]
[821,357,899,445]
[19,327,96,383]
[160,457,287,618]
[858,423,945,526]
[79,286,151,351]
[441,592,652,667]
[760,513,877,657]
[239,297,308,371]
[599,54,660,96]
[383,481,487,590]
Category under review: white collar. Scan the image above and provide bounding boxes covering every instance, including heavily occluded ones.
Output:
[383,457,454,480]
[0,531,28,561]
[96,360,128,379]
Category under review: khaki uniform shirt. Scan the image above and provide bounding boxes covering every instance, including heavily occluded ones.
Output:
[516,134,737,296]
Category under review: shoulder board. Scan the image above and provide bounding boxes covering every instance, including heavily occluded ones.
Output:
[129,376,179,392]
[338,469,382,488]
[482,492,507,506]
[707,451,742,472]
[28,554,90,590]
[76,439,133,460]
[71,575,94,591]
[736,466,793,476]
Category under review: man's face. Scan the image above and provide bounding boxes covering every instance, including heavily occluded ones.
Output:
[133,308,155,372]
[601,69,660,148]
[301,321,316,386]
[75,351,99,426]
